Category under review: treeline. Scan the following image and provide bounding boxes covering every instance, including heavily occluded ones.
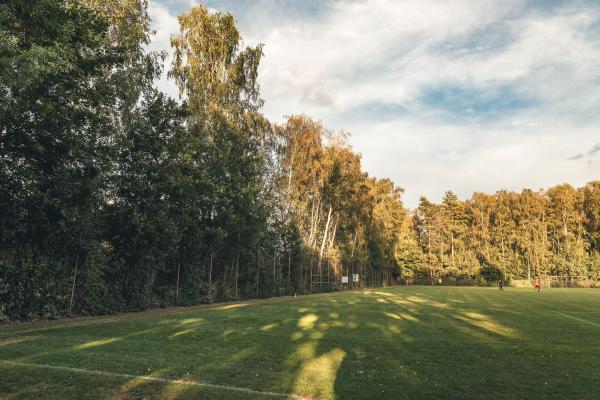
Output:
[0,1,408,320]
[408,185,600,284]
[2,1,599,321]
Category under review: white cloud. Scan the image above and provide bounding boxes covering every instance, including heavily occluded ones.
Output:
[149,0,600,207]
[349,118,600,206]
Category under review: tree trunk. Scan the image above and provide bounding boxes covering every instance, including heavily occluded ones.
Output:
[256,244,260,297]
[286,152,295,213]
[176,254,181,305]
[300,259,303,290]
[209,252,213,287]
[273,247,277,295]
[235,252,239,299]
[309,193,323,250]
[482,211,491,262]
[350,230,358,290]
[69,253,80,313]
[427,232,433,285]
[310,254,313,289]
[328,217,338,250]
[318,205,333,274]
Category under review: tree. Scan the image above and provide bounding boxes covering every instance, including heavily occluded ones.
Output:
[0,0,155,318]
[3,0,599,321]
[169,4,271,301]
[583,181,600,252]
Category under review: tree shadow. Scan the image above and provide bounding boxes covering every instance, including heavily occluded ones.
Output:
[1,287,599,399]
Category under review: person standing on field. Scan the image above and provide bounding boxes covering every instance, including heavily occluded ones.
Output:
[534,277,542,293]
[498,278,503,290]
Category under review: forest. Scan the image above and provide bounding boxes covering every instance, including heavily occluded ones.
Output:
[1,0,599,321]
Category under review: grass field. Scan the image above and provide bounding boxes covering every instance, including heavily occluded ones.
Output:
[1,286,599,399]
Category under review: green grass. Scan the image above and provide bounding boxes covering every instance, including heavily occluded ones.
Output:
[1,286,599,399]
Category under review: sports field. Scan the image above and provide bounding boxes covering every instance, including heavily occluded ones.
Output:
[1,286,599,399]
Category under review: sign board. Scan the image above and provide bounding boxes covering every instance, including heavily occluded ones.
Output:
[352,273,359,283]
[341,276,348,284]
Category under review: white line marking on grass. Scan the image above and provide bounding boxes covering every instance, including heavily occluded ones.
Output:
[0,360,306,399]
[553,312,600,328]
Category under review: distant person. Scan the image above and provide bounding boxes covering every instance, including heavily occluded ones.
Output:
[535,277,542,293]
[498,278,503,290]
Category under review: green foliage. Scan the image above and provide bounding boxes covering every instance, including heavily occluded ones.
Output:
[1,1,599,321]
[0,0,161,319]
[480,264,502,282]
[414,186,600,282]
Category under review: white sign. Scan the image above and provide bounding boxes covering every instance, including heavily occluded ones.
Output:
[342,276,348,284]
[352,273,359,283]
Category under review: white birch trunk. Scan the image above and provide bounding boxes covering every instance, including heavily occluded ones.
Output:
[317,205,333,274]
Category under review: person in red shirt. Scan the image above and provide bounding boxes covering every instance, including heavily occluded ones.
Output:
[534,277,542,293]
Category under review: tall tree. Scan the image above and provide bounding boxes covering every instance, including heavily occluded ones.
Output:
[169,4,270,300]
[0,0,155,318]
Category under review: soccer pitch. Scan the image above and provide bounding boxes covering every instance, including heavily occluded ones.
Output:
[1,286,599,399]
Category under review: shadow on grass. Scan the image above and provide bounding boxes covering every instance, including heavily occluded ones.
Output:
[2,287,599,399]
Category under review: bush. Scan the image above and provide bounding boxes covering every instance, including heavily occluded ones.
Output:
[43,304,59,320]
[480,264,502,283]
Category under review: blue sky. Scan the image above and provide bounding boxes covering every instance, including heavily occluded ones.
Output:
[149,0,600,208]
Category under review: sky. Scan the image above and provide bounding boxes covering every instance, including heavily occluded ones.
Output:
[148,0,600,208]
